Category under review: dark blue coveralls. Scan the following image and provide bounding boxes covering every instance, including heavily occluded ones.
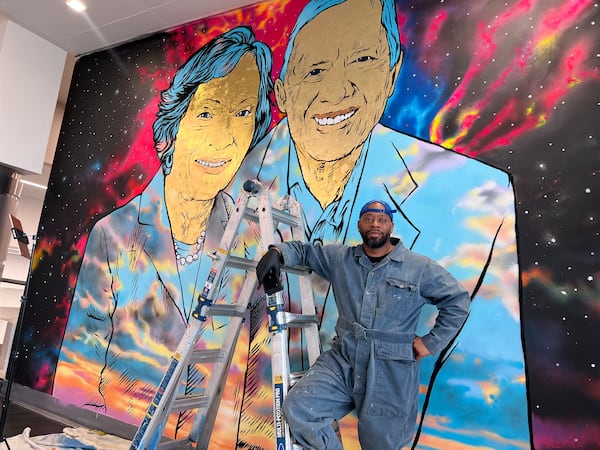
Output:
[276,238,470,449]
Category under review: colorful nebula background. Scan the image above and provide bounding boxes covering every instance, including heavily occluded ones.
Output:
[12,0,599,448]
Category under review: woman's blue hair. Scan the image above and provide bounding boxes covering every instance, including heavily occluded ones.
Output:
[279,0,402,81]
[153,26,273,175]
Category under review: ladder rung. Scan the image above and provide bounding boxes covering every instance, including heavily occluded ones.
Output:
[189,348,225,364]
[224,256,309,277]
[225,255,257,271]
[281,264,311,276]
[289,371,306,387]
[272,208,302,227]
[171,393,209,412]
[239,207,261,224]
[157,439,194,449]
[284,313,318,327]
[206,304,247,317]
[290,371,305,381]
[242,206,301,228]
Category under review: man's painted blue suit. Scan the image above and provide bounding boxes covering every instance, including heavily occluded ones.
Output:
[232,118,528,446]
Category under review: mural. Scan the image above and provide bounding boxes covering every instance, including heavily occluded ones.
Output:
[52,26,274,441]
[233,0,524,448]
[13,0,599,449]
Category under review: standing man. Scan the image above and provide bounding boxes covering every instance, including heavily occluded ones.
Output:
[256,200,470,449]
[234,0,525,447]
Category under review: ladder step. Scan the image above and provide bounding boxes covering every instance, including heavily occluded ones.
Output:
[284,313,318,327]
[281,264,311,276]
[171,393,209,412]
[213,252,310,276]
[206,304,247,318]
[219,256,311,275]
[289,371,306,387]
[272,208,302,228]
[242,206,301,228]
[157,438,194,450]
[189,348,225,365]
[224,254,257,271]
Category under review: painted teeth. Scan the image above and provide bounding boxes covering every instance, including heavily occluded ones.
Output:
[314,109,355,126]
[196,159,226,168]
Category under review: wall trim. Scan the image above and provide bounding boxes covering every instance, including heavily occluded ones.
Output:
[1,381,137,440]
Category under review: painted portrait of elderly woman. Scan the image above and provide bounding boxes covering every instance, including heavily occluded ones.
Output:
[53,26,273,440]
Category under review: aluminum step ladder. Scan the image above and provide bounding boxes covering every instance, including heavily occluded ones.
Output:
[261,195,322,450]
[130,180,323,449]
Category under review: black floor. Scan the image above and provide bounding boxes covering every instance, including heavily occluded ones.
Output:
[0,401,72,439]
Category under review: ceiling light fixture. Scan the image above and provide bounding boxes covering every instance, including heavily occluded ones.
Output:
[20,180,47,190]
[65,0,87,13]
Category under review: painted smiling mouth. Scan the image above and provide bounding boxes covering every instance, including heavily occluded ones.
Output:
[313,108,356,126]
[195,159,230,168]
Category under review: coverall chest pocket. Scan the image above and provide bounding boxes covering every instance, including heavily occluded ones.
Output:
[378,278,418,317]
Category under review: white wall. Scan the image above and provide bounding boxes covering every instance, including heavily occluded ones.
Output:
[0,17,68,377]
[0,19,66,174]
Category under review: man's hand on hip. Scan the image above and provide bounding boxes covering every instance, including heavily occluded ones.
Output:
[413,336,431,361]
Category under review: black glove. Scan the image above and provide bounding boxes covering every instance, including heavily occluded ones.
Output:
[256,248,282,294]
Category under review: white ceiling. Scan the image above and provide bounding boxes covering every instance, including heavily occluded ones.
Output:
[0,0,260,56]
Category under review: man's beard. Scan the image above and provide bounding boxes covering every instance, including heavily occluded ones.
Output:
[360,229,390,249]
